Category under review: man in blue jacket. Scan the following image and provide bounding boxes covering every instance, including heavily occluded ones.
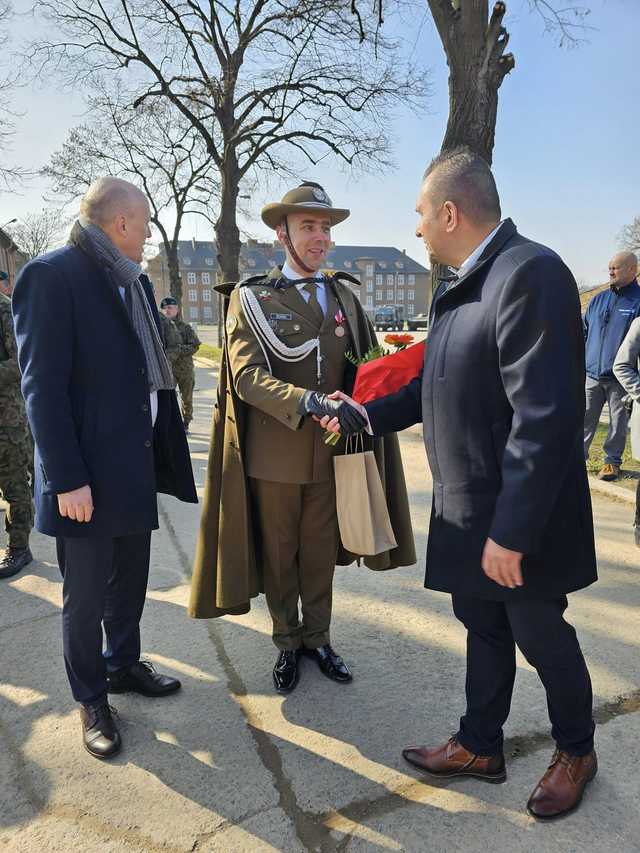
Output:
[583,252,640,480]
[12,177,197,760]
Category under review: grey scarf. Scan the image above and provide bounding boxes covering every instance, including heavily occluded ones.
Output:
[78,220,174,394]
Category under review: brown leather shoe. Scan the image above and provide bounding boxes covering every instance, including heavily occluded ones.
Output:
[598,463,620,481]
[402,736,506,783]
[527,749,597,820]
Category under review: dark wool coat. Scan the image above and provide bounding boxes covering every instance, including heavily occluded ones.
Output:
[367,220,597,601]
[189,271,416,619]
[12,239,197,539]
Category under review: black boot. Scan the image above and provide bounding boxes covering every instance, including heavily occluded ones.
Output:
[80,703,121,759]
[273,650,300,694]
[107,661,181,697]
[0,547,33,579]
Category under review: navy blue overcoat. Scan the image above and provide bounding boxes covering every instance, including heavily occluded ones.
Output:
[367,220,598,601]
[12,239,197,538]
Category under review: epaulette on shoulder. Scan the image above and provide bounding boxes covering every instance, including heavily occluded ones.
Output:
[331,271,361,287]
[238,274,269,289]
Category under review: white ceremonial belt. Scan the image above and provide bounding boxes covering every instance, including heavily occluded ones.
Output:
[239,287,323,381]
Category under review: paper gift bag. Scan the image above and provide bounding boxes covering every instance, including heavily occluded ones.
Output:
[334,437,397,556]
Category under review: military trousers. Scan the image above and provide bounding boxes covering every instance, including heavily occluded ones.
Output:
[250,478,339,651]
[0,426,34,549]
[174,360,195,426]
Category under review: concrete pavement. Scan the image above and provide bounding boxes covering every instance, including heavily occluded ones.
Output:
[1,360,639,852]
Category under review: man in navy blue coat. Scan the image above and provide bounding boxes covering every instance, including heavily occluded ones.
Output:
[325,148,598,820]
[13,177,197,759]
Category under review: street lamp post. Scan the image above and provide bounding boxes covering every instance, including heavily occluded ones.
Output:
[0,218,17,230]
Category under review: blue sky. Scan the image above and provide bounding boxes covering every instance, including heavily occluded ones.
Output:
[1,0,638,287]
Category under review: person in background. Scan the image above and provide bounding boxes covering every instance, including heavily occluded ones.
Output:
[583,252,640,481]
[0,270,34,579]
[159,296,200,433]
[613,315,640,546]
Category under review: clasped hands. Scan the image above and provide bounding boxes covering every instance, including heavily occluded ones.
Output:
[298,390,367,435]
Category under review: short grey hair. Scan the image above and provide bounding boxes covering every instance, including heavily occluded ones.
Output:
[79,177,147,227]
[423,146,501,224]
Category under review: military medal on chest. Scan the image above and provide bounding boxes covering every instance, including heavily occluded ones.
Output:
[334,309,346,337]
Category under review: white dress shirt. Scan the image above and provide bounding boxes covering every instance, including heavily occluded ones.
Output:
[281,260,327,316]
[119,285,158,425]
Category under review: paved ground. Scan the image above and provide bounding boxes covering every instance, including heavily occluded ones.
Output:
[1,361,639,852]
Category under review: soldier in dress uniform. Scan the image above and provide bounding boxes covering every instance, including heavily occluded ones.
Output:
[189,182,416,694]
[159,296,200,432]
[0,271,34,579]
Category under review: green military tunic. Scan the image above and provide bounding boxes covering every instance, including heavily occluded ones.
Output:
[171,317,200,428]
[0,292,33,550]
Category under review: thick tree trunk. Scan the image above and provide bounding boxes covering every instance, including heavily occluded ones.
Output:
[214,147,242,345]
[427,0,515,302]
[167,246,182,304]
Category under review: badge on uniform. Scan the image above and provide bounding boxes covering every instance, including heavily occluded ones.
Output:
[334,309,346,337]
[258,289,271,301]
[269,313,293,321]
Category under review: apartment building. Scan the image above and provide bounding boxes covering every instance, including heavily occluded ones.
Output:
[147,239,430,324]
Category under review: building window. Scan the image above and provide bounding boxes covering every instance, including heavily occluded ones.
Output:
[202,272,211,285]
[189,307,198,320]
[397,291,405,301]
[203,306,213,320]
[366,295,373,309]
[408,290,415,301]
[398,274,405,285]
[376,290,383,301]
[205,257,214,266]
[366,281,373,293]
[188,289,197,302]
[386,274,393,286]
[375,273,383,286]
[408,274,415,285]
[366,263,374,277]
[187,272,196,285]
[203,290,212,302]
[387,288,394,300]
[183,257,191,266]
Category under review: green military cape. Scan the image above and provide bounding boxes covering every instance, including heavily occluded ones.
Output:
[188,269,416,619]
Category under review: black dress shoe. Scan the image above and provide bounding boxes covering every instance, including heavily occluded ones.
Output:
[273,650,300,694]
[304,644,352,683]
[0,547,33,579]
[107,660,181,697]
[80,703,121,759]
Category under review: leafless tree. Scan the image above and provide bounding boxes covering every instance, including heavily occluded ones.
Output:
[0,1,28,191]
[6,207,69,258]
[619,217,640,254]
[350,0,592,295]
[28,0,427,288]
[43,86,219,303]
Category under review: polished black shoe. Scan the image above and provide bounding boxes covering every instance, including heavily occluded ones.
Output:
[0,547,33,579]
[273,650,300,694]
[80,702,121,760]
[107,660,181,697]
[304,644,352,683]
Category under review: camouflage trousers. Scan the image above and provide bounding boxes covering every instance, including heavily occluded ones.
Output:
[0,426,34,549]
[174,361,195,427]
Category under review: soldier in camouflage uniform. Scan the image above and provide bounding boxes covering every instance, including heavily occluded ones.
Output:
[0,272,34,579]
[160,296,200,432]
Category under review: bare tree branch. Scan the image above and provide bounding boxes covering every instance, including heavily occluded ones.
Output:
[619,217,640,255]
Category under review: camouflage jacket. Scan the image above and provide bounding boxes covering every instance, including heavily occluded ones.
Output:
[173,317,201,362]
[159,313,183,368]
[0,292,28,428]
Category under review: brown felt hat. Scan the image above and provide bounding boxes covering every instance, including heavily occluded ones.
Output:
[261,182,350,230]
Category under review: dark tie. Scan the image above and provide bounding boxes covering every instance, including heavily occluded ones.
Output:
[303,281,324,324]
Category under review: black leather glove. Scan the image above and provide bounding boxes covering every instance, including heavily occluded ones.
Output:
[298,391,367,435]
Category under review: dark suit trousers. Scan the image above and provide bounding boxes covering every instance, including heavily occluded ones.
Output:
[56,533,151,705]
[452,595,595,757]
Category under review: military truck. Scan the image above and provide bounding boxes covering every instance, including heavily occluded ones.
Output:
[374,305,404,331]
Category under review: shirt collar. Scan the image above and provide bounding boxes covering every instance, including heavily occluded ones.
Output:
[281,260,324,286]
[456,221,504,278]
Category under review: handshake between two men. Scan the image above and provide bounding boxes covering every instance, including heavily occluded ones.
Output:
[297,390,368,436]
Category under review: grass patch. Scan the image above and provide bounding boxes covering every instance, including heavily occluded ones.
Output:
[197,344,222,362]
[587,422,640,491]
